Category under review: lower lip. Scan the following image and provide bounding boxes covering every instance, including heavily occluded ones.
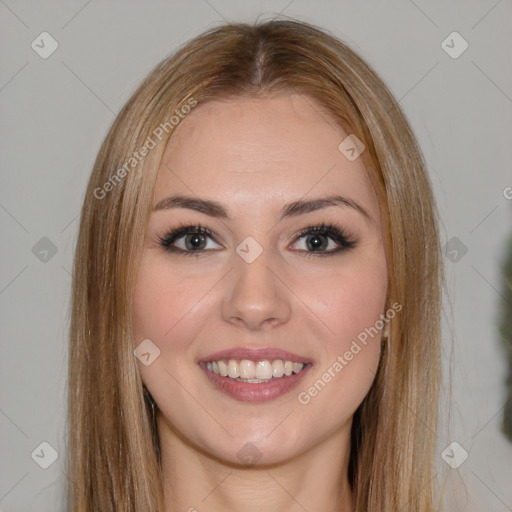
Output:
[199,362,313,403]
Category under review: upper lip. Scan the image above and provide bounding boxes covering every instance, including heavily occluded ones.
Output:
[198,347,313,364]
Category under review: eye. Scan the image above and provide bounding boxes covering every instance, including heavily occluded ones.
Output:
[157,223,221,257]
[290,222,357,257]
[157,221,357,257]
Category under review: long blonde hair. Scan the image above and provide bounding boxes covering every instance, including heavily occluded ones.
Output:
[66,18,446,511]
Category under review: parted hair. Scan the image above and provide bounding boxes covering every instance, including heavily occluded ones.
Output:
[66,18,445,512]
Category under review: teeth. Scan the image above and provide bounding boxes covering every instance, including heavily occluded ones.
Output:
[292,362,303,374]
[205,359,306,380]
[272,360,285,377]
[227,360,239,378]
[239,359,255,379]
[218,360,228,377]
[255,360,273,380]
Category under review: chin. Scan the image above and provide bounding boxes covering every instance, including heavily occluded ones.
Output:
[198,431,303,468]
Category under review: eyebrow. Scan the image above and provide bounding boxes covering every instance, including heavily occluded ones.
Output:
[153,194,372,222]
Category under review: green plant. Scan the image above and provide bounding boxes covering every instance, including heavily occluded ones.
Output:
[499,235,512,442]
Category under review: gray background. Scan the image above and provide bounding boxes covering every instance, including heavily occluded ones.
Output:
[1,1,511,510]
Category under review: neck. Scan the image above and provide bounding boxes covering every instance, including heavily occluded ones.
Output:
[157,414,356,512]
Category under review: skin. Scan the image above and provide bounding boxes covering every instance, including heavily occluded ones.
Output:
[132,93,388,512]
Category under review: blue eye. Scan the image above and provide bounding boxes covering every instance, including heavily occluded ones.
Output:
[157,221,357,257]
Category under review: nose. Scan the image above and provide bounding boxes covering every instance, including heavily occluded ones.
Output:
[221,249,292,331]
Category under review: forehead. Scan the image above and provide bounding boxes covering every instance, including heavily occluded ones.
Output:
[154,93,380,225]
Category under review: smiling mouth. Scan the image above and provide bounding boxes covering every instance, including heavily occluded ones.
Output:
[200,359,311,382]
[198,357,314,403]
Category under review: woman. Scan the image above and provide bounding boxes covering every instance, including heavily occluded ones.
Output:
[66,18,445,512]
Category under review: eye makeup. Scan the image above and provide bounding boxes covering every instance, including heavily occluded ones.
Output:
[156,220,358,258]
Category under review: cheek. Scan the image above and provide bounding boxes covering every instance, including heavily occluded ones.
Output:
[131,255,212,408]
[132,255,208,342]
[292,254,387,412]
[131,254,222,402]
[294,254,388,348]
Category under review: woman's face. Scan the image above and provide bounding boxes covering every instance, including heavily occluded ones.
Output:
[133,93,388,466]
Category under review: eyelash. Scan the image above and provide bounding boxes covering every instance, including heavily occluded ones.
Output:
[157,221,358,258]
